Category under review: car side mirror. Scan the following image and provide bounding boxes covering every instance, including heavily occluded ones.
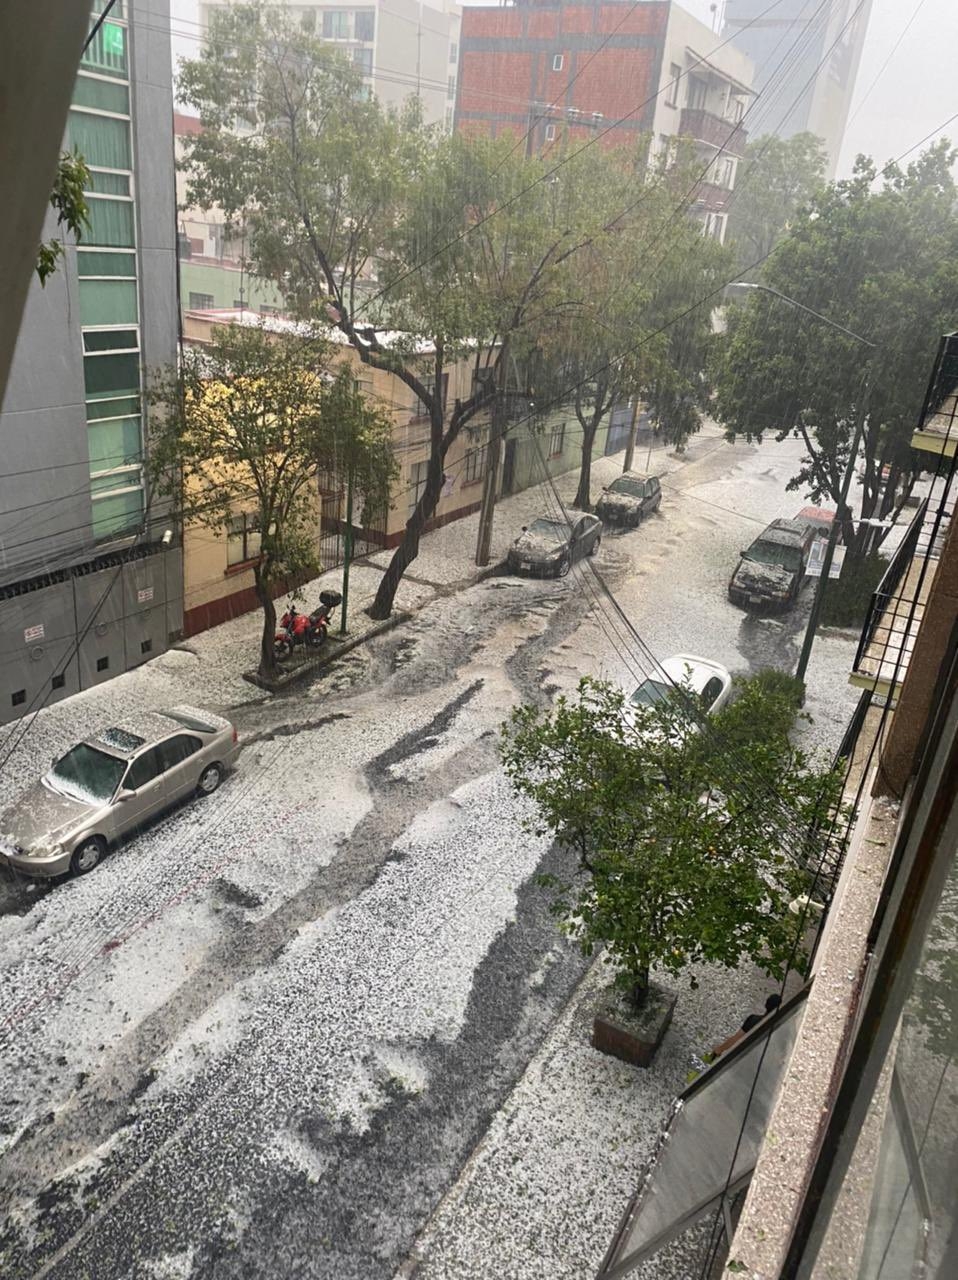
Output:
[740,550,748,558]
[521,525,527,532]
[116,788,136,802]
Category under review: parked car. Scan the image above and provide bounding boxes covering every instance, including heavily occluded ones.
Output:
[626,654,733,725]
[794,505,838,541]
[595,471,662,527]
[507,513,602,578]
[728,518,817,610]
[0,706,239,878]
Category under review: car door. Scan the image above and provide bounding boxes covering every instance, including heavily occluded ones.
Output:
[649,477,662,513]
[117,746,167,836]
[571,517,589,562]
[157,733,205,804]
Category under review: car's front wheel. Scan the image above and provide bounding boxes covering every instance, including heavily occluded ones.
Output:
[556,556,570,578]
[71,836,106,876]
[198,763,224,796]
[589,535,601,556]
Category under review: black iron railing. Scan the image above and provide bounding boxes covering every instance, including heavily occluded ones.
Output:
[852,498,928,674]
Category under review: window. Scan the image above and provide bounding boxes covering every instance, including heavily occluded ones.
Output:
[91,488,144,537]
[545,123,557,142]
[409,460,429,514]
[189,292,216,311]
[87,395,140,421]
[79,19,127,77]
[465,444,487,485]
[413,374,448,417]
[552,54,564,72]
[73,75,129,114]
[97,656,110,671]
[158,735,202,771]
[82,328,138,354]
[52,674,66,691]
[448,75,456,99]
[730,96,745,122]
[84,350,140,401]
[80,280,138,326]
[126,747,163,791]
[301,9,316,32]
[322,11,348,38]
[87,171,131,196]
[702,677,724,709]
[665,63,682,107]
[68,112,131,170]
[140,639,153,655]
[85,198,135,248]
[549,422,566,457]
[227,513,262,567]
[354,10,375,41]
[687,74,708,111]
[11,690,25,707]
[353,47,373,73]
[77,250,136,278]
[449,41,457,63]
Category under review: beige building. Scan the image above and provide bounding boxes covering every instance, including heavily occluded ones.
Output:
[201,0,462,130]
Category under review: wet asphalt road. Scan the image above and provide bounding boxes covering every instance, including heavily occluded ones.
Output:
[0,436,859,1278]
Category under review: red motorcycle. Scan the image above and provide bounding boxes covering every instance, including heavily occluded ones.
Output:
[274,591,342,661]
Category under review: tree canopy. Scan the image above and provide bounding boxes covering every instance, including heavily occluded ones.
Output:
[149,322,394,675]
[500,672,846,1005]
[727,132,827,268]
[712,143,958,546]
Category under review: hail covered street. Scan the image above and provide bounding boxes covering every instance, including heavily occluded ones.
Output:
[0,429,861,1279]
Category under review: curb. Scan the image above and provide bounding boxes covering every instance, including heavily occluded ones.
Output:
[242,610,413,692]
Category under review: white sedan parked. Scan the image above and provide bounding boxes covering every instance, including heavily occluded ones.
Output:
[626,654,733,725]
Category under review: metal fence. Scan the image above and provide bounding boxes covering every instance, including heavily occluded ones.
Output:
[317,484,388,572]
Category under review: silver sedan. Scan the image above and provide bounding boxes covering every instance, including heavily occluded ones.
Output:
[0,706,239,878]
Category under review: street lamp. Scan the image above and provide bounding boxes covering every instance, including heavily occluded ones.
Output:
[726,281,878,689]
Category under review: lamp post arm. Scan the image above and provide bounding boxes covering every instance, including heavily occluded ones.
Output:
[731,282,876,350]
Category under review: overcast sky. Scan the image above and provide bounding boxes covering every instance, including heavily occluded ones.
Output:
[171,0,958,177]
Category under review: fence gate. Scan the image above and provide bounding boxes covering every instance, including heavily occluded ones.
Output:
[318,486,387,571]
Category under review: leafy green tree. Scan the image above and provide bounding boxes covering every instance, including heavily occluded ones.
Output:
[712,143,958,550]
[500,673,845,1008]
[36,150,90,285]
[177,2,652,616]
[149,323,394,676]
[727,133,827,268]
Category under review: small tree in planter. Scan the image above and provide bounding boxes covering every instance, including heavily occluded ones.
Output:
[500,674,845,1057]
[150,322,395,678]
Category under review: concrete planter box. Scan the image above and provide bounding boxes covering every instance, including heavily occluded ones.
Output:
[591,983,677,1068]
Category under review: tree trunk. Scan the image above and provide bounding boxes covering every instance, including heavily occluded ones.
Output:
[254,570,278,678]
[574,417,599,511]
[627,965,651,1012]
[368,451,446,620]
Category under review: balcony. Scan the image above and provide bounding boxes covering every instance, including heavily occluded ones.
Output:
[913,388,957,457]
[690,180,731,212]
[679,107,748,156]
[850,486,954,700]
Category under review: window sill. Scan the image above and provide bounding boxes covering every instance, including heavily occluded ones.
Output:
[462,477,483,488]
[224,558,261,578]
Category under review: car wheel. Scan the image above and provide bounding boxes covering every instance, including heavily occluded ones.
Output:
[556,556,570,578]
[70,836,106,876]
[632,511,643,527]
[197,763,224,796]
[589,535,601,556]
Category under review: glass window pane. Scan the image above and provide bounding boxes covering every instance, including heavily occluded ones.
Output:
[91,0,125,16]
[88,416,142,471]
[77,250,135,277]
[79,20,127,78]
[83,327,138,353]
[84,198,135,247]
[79,279,138,326]
[92,488,143,538]
[86,394,140,421]
[68,112,131,169]
[84,351,140,399]
[87,169,131,196]
[90,468,141,495]
[72,75,129,114]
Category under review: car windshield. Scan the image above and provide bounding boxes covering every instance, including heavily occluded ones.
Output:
[526,518,568,544]
[743,539,803,574]
[609,477,646,499]
[629,679,672,707]
[48,743,126,805]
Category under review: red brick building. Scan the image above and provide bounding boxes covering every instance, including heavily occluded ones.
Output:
[456,1,755,241]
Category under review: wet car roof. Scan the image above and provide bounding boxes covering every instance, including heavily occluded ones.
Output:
[759,519,807,547]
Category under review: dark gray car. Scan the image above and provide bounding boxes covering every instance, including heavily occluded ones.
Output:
[507,514,602,577]
[0,706,239,878]
[595,472,662,527]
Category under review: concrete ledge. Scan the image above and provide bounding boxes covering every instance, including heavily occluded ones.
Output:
[242,611,412,691]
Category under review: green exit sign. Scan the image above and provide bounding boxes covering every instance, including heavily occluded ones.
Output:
[102,22,125,57]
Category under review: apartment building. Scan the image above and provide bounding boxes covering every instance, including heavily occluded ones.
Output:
[456,0,754,243]
[201,0,462,129]
[0,0,182,727]
[598,333,958,1279]
[723,0,874,178]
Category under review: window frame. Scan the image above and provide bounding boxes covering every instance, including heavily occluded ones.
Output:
[124,745,164,791]
[552,53,564,72]
[549,422,566,457]
[226,512,263,568]
[665,63,682,108]
[464,443,487,486]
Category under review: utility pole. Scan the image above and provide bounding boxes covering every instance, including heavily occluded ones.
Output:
[475,359,507,567]
[622,398,641,473]
[339,460,354,635]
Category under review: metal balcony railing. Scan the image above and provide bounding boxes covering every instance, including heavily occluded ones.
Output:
[679,107,748,156]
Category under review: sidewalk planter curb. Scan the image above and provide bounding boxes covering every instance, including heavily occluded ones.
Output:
[591,983,678,1068]
[242,611,413,692]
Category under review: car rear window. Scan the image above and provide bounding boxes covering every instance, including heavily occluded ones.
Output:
[49,743,126,804]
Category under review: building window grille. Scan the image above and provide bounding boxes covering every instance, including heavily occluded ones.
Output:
[227,513,263,567]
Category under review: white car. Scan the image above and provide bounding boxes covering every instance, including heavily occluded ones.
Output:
[626,654,733,730]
